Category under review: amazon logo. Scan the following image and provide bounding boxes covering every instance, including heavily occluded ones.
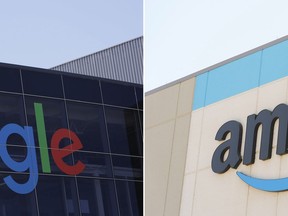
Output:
[211,103,288,192]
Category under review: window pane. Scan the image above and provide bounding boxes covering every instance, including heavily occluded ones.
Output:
[25,96,68,148]
[36,148,74,175]
[66,101,109,152]
[135,87,143,110]
[139,111,143,135]
[0,66,22,93]
[0,93,26,146]
[0,146,29,173]
[105,107,142,156]
[77,178,119,216]
[37,175,80,216]
[22,70,64,98]
[112,156,143,180]
[63,76,102,103]
[73,152,113,178]
[0,93,25,127]
[0,173,38,216]
[116,180,143,216]
[101,81,137,108]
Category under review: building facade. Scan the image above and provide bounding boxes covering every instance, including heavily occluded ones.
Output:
[0,38,143,216]
[146,35,288,216]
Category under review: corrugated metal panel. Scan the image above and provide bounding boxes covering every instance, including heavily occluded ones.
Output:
[51,37,143,84]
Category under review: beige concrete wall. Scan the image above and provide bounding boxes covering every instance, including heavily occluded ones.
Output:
[145,78,195,216]
[180,76,288,216]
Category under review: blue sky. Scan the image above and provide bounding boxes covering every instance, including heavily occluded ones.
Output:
[145,0,288,91]
[0,0,143,68]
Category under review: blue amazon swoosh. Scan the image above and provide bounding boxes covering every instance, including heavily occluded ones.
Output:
[236,171,288,192]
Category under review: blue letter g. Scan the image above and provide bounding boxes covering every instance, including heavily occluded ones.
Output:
[0,123,38,194]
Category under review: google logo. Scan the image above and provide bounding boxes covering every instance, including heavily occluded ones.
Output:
[0,103,85,194]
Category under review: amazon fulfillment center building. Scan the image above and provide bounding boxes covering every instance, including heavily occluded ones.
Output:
[146,35,288,216]
[0,37,143,216]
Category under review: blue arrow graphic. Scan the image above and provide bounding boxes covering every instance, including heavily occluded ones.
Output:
[236,171,288,192]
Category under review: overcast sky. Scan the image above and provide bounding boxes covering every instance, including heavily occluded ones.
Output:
[145,0,288,92]
[0,0,142,69]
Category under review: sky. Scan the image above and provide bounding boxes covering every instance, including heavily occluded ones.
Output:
[145,0,288,92]
[0,0,142,69]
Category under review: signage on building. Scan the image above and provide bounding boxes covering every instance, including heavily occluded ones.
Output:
[0,103,85,194]
[212,103,288,192]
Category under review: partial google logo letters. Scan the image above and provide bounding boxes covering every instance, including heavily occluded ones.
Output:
[211,103,288,192]
[0,103,85,194]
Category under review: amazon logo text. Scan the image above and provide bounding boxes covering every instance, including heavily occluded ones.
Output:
[211,103,288,192]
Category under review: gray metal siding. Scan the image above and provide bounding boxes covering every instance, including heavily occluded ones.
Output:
[51,37,143,84]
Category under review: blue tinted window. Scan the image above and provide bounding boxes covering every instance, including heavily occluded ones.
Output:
[63,76,102,103]
[101,81,137,108]
[36,148,74,175]
[138,111,143,135]
[66,101,109,152]
[0,93,25,128]
[0,173,38,216]
[135,87,143,109]
[0,146,28,172]
[77,178,119,216]
[0,93,26,146]
[105,106,142,156]
[116,180,143,216]
[112,155,143,180]
[73,152,113,178]
[25,96,68,148]
[0,65,143,216]
[0,66,22,93]
[22,70,64,98]
[37,175,80,216]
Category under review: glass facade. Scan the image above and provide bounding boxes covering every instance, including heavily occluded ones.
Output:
[0,65,143,216]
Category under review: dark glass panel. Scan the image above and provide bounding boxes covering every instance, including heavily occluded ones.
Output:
[25,96,68,148]
[0,146,29,173]
[63,76,102,103]
[66,101,109,152]
[37,175,80,216]
[112,156,142,180]
[0,93,25,127]
[36,148,74,175]
[139,111,143,135]
[0,173,38,216]
[116,180,143,216]
[22,70,63,98]
[77,178,119,216]
[101,81,137,108]
[0,93,26,146]
[0,66,22,93]
[73,152,112,177]
[135,87,143,110]
[105,107,142,156]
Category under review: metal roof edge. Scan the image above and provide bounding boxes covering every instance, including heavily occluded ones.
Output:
[51,36,143,69]
[145,35,288,96]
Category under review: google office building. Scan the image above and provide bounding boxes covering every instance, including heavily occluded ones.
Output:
[146,35,288,216]
[0,37,143,216]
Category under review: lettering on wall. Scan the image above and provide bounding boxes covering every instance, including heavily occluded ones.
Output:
[0,103,85,194]
[211,103,288,192]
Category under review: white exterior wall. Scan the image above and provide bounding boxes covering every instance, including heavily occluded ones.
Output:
[146,78,195,216]
[146,36,288,216]
[181,77,288,216]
